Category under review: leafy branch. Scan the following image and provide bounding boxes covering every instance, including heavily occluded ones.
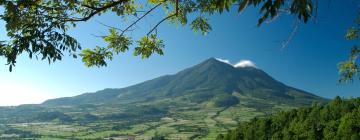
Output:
[0,0,315,71]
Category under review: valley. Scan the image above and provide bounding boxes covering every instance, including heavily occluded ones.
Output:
[0,94,296,139]
[0,58,326,139]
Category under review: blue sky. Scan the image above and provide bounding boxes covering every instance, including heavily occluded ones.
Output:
[0,1,359,106]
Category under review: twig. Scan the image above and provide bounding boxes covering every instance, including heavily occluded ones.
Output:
[147,14,177,36]
[281,20,300,49]
[147,0,179,35]
[120,3,162,35]
[96,20,125,32]
[64,0,128,22]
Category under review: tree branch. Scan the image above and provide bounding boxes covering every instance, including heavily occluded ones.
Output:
[281,20,299,49]
[96,20,125,32]
[64,0,129,22]
[147,0,179,35]
[147,14,177,36]
[120,3,162,35]
[176,0,179,15]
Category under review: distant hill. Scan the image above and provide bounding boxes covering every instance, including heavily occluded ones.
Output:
[43,58,326,107]
[0,58,328,139]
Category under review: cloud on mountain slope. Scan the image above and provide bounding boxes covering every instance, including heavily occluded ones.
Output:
[215,58,256,68]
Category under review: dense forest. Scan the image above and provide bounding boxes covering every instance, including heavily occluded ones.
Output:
[217,97,360,140]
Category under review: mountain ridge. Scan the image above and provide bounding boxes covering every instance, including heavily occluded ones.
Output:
[42,58,326,106]
[0,58,329,139]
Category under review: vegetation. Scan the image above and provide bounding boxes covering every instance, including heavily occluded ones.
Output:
[339,13,360,82]
[0,58,326,139]
[0,0,314,71]
[214,94,240,107]
[43,58,325,107]
[217,97,360,140]
[0,0,357,82]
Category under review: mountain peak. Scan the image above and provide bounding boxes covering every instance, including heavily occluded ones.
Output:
[203,58,257,69]
[194,58,235,72]
[198,58,235,68]
[204,57,228,64]
[43,57,326,106]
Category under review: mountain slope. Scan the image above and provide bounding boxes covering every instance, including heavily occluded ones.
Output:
[1,58,329,140]
[43,58,325,106]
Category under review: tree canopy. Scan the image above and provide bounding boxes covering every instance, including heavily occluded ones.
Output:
[0,0,314,71]
[216,97,360,140]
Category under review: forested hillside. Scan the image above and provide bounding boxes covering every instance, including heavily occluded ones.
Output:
[217,97,360,140]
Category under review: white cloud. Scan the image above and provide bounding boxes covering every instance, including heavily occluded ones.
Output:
[215,58,257,68]
[215,58,231,65]
[234,60,257,68]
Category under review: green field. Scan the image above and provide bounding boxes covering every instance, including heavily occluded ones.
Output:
[0,93,299,140]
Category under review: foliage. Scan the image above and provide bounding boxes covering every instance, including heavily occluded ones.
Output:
[190,17,212,35]
[134,34,165,59]
[151,133,166,140]
[0,0,314,70]
[214,94,240,107]
[338,46,359,82]
[35,111,74,123]
[339,13,360,82]
[3,128,41,138]
[80,46,114,67]
[0,58,327,139]
[217,97,360,140]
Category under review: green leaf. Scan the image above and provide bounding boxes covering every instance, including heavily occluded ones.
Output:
[134,34,164,59]
[80,46,113,67]
[238,0,249,13]
[103,28,132,54]
[190,17,212,35]
[338,46,360,83]
[346,27,358,40]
